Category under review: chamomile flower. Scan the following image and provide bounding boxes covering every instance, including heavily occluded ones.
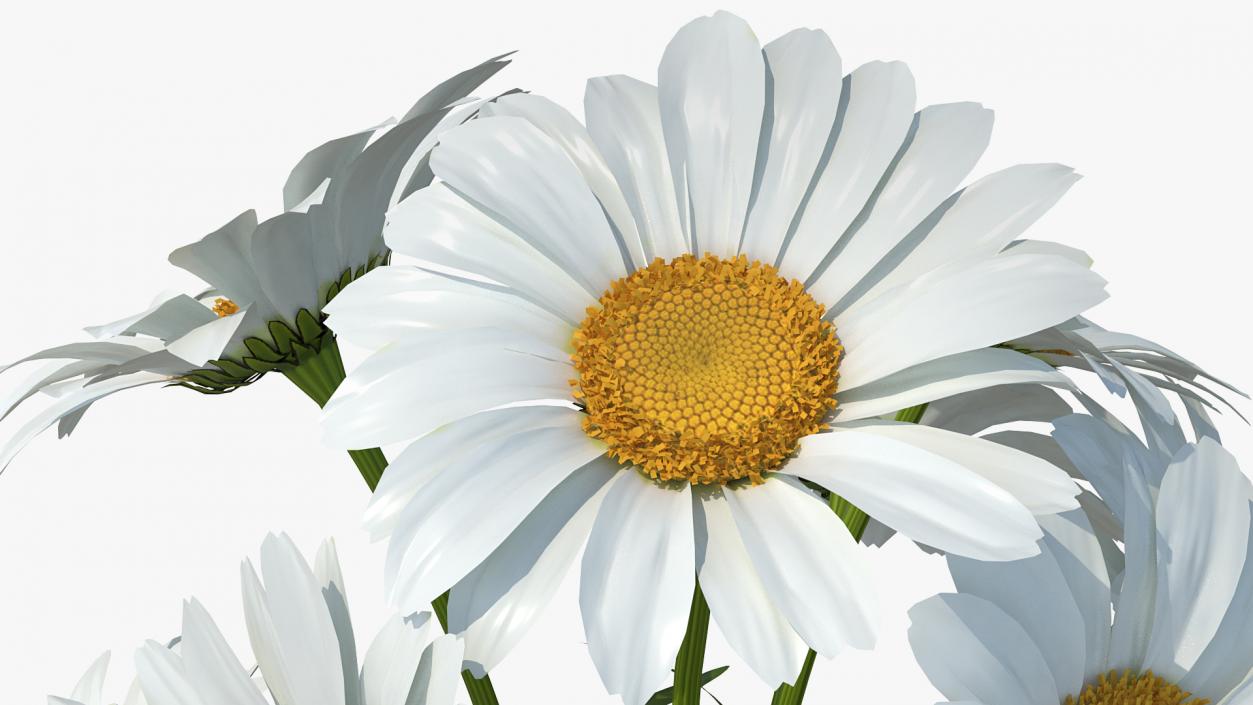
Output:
[322,11,1104,702]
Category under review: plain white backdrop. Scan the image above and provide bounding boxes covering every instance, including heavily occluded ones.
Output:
[2,1,1251,702]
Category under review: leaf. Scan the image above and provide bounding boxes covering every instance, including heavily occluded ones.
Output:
[645,666,729,705]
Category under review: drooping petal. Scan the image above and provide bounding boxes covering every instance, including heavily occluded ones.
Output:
[696,489,808,687]
[739,28,842,263]
[908,594,1060,705]
[724,476,877,654]
[361,613,437,705]
[580,473,695,705]
[179,599,268,705]
[1035,509,1113,683]
[658,11,766,258]
[409,634,464,705]
[785,430,1043,560]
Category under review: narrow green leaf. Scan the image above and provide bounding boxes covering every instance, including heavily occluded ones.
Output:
[645,666,729,705]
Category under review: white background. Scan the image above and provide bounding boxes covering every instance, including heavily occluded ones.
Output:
[2,1,1252,702]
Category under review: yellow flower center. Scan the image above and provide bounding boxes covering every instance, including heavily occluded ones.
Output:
[571,253,841,485]
[1065,670,1209,705]
[212,297,240,317]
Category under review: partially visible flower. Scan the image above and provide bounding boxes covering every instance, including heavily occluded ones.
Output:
[48,652,146,705]
[133,533,462,705]
[0,55,512,473]
[908,437,1253,705]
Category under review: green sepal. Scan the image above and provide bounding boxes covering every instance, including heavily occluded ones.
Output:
[243,356,284,374]
[211,358,255,380]
[295,309,325,343]
[290,341,321,366]
[243,337,285,363]
[646,666,729,705]
[268,320,300,355]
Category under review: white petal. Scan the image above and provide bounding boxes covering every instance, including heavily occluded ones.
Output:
[778,60,915,281]
[364,406,582,538]
[70,652,110,705]
[321,329,571,449]
[1144,440,1252,679]
[785,430,1043,560]
[658,11,765,258]
[179,599,267,705]
[836,253,1107,389]
[481,93,647,270]
[834,347,1066,422]
[739,29,842,263]
[387,416,606,614]
[1036,509,1113,683]
[0,373,167,474]
[165,311,245,367]
[837,421,1079,515]
[584,75,688,261]
[451,456,615,676]
[167,210,279,322]
[862,163,1080,302]
[696,490,807,686]
[315,540,358,705]
[384,182,596,324]
[948,542,1086,698]
[580,473,695,705]
[1182,513,1253,700]
[724,476,877,654]
[361,613,436,705]
[249,211,319,320]
[410,634,464,705]
[430,116,627,295]
[908,594,1060,705]
[1108,460,1159,671]
[242,533,344,705]
[134,641,204,705]
[325,265,572,352]
[809,102,994,313]
[925,383,1074,437]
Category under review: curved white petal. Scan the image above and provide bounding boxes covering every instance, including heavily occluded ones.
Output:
[179,599,268,705]
[908,594,1060,705]
[836,253,1107,390]
[838,421,1079,515]
[249,211,319,320]
[481,93,646,270]
[740,29,842,263]
[724,476,877,654]
[314,540,358,705]
[384,182,596,325]
[410,635,464,705]
[580,473,695,705]
[1108,460,1159,672]
[1144,440,1252,679]
[658,11,765,258]
[833,347,1065,422]
[165,310,246,367]
[430,116,627,295]
[451,456,616,676]
[361,613,437,705]
[1036,509,1113,683]
[365,406,582,538]
[862,163,1080,302]
[325,265,572,352]
[241,533,344,705]
[809,102,994,313]
[696,490,808,687]
[785,430,1043,560]
[321,329,571,449]
[778,60,915,281]
[387,416,606,614]
[70,652,111,705]
[135,641,205,705]
[947,542,1086,698]
[584,75,688,261]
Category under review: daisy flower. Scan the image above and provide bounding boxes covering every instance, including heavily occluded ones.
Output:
[0,55,512,476]
[908,437,1253,705]
[322,11,1107,701]
[134,533,463,705]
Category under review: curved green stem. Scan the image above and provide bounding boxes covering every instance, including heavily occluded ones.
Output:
[672,583,711,705]
[772,402,929,704]
[284,336,500,705]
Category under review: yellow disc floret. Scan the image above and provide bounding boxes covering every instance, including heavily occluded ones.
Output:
[212,297,240,317]
[571,253,841,485]
[1065,670,1209,705]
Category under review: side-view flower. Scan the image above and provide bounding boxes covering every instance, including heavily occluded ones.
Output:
[909,435,1253,705]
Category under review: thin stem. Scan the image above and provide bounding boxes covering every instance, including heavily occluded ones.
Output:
[283,336,500,705]
[772,402,930,704]
[672,583,711,705]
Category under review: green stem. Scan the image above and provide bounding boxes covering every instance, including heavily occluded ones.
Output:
[772,402,930,704]
[283,336,500,705]
[672,583,711,705]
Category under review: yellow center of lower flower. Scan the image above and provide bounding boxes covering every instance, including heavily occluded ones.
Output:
[1064,670,1209,705]
[571,254,841,485]
[212,297,240,317]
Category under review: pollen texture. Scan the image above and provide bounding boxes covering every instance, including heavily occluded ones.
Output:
[1065,670,1209,705]
[571,254,841,485]
[212,297,240,317]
